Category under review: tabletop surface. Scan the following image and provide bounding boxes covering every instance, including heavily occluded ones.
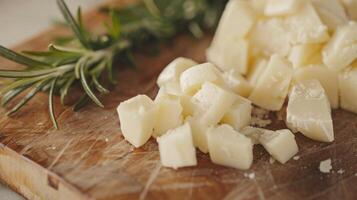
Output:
[0,1,104,199]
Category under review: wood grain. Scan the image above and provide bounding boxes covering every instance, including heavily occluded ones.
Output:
[0,1,356,199]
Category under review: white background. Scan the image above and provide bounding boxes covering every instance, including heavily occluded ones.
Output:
[0,0,106,199]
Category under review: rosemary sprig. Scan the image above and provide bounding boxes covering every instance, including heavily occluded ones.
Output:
[0,0,228,129]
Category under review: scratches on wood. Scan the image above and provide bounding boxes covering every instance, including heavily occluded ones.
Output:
[139,162,161,200]
[48,138,74,170]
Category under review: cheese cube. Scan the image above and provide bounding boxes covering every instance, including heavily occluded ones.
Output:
[288,44,322,68]
[249,55,293,111]
[157,57,197,95]
[156,87,194,117]
[117,95,158,147]
[287,79,334,142]
[223,70,252,97]
[240,126,267,144]
[221,96,252,130]
[180,63,223,95]
[186,116,210,153]
[339,64,357,113]
[191,82,237,125]
[340,0,357,21]
[207,38,249,74]
[312,0,348,31]
[265,0,305,16]
[247,58,268,86]
[207,124,253,170]
[322,22,357,71]
[250,0,267,14]
[259,129,298,164]
[250,18,291,57]
[214,0,256,40]
[294,65,339,108]
[284,2,329,44]
[157,123,197,169]
[153,95,183,137]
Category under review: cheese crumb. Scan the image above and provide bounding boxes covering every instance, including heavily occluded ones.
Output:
[337,169,345,174]
[244,172,256,179]
[319,159,332,173]
[269,157,276,164]
[293,156,300,160]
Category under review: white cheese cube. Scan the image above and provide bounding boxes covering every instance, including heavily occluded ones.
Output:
[156,87,194,117]
[180,63,223,95]
[247,58,268,86]
[339,64,357,113]
[287,79,334,142]
[294,65,339,108]
[249,55,293,111]
[117,95,158,147]
[240,126,267,144]
[157,57,197,87]
[259,129,298,164]
[284,2,329,44]
[214,0,256,40]
[288,44,322,68]
[221,96,252,130]
[207,38,249,74]
[312,0,348,31]
[186,116,210,153]
[322,22,357,71]
[250,0,267,14]
[153,95,183,137]
[223,70,252,97]
[341,0,357,21]
[265,0,305,16]
[157,123,197,169]
[191,82,238,125]
[207,124,253,170]
[250,18,291,57]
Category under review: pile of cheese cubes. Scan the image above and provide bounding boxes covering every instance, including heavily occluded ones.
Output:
[117,0,357,170]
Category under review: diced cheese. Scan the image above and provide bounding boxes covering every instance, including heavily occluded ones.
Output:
[156,87,194,117]
[240,126,267,144]
[312,0,348,31]
[223,70,252,97]
[206,0,256,74]
[250,0,267,14]
[186,116,210,153]
[207,38,249,74]
[247,58,268,86]
[284,2,329,44]
[191,82,237,125]
[156,57,197,95]
[259,129,299,164]
[153,95,183,137]
[207,124,253,170]
[339,64,357,113]
[265,0,305,16]
[214,0,256,40]
[294,65,339,108]
[157,57,197,87]
[117,95,158,147]
[250,18,291,57]
[180,63,223,95]
[249,54,293,111]
[221,96,252,130]
[157,123,197,169]
[322,22,357,71]
[340,0,357,21]
[286,79,334,142]
[288,44,322,68]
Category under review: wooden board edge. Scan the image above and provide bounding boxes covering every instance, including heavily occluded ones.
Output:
[0,144,93,200]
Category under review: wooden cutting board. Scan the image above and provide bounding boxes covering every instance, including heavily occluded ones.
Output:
[0,1,356,199]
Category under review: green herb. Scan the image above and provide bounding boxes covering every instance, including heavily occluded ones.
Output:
[0,0,228,129]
